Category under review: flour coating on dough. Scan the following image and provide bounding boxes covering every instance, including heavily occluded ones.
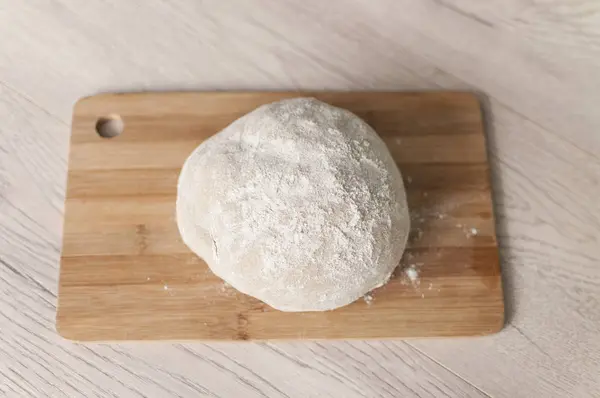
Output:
[176,98,410,311]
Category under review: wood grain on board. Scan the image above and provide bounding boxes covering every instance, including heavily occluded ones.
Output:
[57,91,503,341]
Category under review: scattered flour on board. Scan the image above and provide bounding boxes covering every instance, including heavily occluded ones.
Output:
[355,209,482,303]
[218,282,238,298]
[219,282,229,293]
[406,267,419,284]
[400,263,421,288]
[453,220,481,238]
[163,284,175,296]
[456,223,480,238]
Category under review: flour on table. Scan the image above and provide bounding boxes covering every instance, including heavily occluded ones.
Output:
[456,223,480,238]
[405,266,420,286]
[399,263,422,290]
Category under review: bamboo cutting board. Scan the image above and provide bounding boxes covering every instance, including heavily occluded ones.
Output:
[57,91,504,341]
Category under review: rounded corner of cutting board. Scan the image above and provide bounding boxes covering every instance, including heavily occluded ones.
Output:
[55,312,79,342]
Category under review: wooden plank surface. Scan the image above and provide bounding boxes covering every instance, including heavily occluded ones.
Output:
[2,1,600,396]
[56,91,503,341]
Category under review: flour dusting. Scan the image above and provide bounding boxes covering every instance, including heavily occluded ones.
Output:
[406,267,419,284]
[176,98,410,311]
[400,263,421,288]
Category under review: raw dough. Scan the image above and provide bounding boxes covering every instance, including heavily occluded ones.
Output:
[176,98,410,311]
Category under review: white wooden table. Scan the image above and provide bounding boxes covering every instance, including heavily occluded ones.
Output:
[1,1,599,397]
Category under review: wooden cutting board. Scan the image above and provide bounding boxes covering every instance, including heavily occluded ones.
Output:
[57,91,504,341]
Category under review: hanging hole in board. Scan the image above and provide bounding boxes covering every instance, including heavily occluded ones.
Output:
[96,115,124,138]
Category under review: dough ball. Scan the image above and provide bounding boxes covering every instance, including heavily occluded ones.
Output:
[176,98,410,311]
